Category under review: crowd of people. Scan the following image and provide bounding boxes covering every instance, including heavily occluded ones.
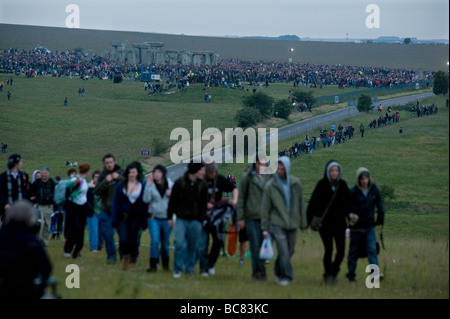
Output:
[1,47,434,91]
[0,150,386,297]
[279,124,355,158]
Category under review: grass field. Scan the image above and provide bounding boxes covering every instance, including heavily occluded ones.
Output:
[0,74,433,179]
[33,94,449,299]
[0,71,447,299]
[0,23,448,71]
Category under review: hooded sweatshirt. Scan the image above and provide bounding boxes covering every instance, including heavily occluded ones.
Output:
[349,167,385,229]
[306,160,351,231]
[261,156,306,231]
[275,156,292,213]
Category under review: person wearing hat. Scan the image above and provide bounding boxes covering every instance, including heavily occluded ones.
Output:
[168,160,208,279]
[0,154,29,222]
[29,167,56,246]
[306,160,352,286]
[143,164,174,272]
[346,167,385,283]
[63,163,91,259]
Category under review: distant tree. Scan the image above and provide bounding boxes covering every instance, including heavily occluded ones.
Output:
[292,91,316,107]
[234,108,261,128]
[242,92,273,119]
[273,99,292,119]
[433,70,449,95]
[357,93,373,112]
[403,38,411,45]
[73,47,83,53]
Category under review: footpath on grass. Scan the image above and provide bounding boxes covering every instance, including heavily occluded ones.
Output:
[164,92,435,180]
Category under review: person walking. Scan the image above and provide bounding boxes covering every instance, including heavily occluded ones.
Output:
[94,154,124,264]
[261,156,307,286]
[63,163,91,259]
[87,170,102,252]
[198,160,238,277]
[237,153,272,281]
[168,161,208,279]
[306,160,352,286]
[111,162,150,271]
[29,167,56,246]
[142,164,173,272]
[0,154,29,223]
[346,167,385,282]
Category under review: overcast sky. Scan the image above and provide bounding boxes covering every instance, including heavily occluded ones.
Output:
[0,0,448,39]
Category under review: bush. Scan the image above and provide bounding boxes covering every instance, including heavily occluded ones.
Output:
[357,93,373,112]
[292,90,316,107]
[433,70,449,95]
[379,184,396,202]
[151,138,168,156]
[242,92,273,119]
[273,99,292,119]
[234,108,261,128]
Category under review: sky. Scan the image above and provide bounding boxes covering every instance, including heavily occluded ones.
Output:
[0,0,448,39]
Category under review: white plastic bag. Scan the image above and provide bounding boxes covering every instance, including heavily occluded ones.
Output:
[259,237,274,260]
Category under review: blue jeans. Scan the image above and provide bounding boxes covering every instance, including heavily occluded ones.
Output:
[173,218,202,274]
[87,214,99,251]
[148,218,172,259]
[98,210,117,262]
[347,227,379,279]
[245,219,266,277]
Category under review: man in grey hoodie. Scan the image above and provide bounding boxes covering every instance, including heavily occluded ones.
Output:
[261,156,307,285]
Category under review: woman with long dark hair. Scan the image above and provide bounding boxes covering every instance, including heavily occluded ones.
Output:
[307,160,351,286]
[111,162,149,271]
[143,164,173,272]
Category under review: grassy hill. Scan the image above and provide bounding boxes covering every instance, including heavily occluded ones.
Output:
[41,94,448,299]
[0,23,448,71]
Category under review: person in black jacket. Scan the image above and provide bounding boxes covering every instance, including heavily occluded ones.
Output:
[0,154,28,223]
[111,162,150,271]
[307,160,352,286]
[0,200,52,299]
[29,167,56,246]
[168,161,208,279]
[346,167,385,282]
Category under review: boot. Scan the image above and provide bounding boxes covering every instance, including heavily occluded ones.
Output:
[146,258,158,272]
[120,255,130,271]
[161,256,170,271]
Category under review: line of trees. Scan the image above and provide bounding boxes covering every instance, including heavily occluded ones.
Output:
[234,91,317,128]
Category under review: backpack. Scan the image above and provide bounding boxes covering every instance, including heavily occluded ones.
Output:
[53,179,72,206]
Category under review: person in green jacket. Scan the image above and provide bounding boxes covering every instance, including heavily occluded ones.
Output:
[237,152,272,281]
[261,156,307,286]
